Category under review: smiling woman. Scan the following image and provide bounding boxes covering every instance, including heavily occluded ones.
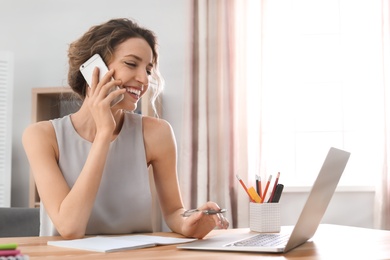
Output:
[67,18,163,115]
[22,18,229,240]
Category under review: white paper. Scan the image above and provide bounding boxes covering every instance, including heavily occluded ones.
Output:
[48,235,197,253]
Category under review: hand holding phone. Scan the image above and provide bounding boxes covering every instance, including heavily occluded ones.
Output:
[80,54,124,107]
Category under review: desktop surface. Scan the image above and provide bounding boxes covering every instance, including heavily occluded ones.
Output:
[0,224,389,259]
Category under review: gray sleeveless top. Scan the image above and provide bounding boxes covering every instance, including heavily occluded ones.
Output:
[40,112,153,236]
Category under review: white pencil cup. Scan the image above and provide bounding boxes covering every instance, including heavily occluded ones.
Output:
[249,202,281,233]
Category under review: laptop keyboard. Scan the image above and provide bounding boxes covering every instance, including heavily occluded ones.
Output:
[227,233,290,247]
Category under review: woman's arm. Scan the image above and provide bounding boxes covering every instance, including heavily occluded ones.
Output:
[143,117,229,238]
[22,120,112,239]
[143,117,185,230]
[22,68,124,239]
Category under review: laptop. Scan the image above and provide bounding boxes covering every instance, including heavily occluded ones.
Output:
[178,147,350,253]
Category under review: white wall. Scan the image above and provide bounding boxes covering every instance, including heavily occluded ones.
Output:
[0,0,375,229]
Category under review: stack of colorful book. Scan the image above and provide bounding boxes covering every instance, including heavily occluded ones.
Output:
[0,243,29,260]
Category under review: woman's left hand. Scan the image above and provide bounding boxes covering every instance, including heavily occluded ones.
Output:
[180,201,229,239]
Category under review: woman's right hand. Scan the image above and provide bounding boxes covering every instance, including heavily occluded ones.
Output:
[180,201,229,239]
[86,67,125,135]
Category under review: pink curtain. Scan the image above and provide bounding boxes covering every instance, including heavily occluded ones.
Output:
[179,0,253,228]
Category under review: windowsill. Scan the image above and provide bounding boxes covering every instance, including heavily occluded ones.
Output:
[283,186,375,193]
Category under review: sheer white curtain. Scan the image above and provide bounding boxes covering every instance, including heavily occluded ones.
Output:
[180,0,390,230]
[375,0,390,230]
[179,0,254,228]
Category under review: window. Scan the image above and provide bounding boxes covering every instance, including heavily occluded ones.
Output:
[246,0,383,187]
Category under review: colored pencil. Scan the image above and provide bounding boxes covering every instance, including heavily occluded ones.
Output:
[261,175,272,203]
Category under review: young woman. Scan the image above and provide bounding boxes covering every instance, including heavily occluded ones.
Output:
[23,18,229,239]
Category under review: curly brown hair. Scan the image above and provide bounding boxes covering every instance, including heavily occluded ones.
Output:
[67,18,163,111]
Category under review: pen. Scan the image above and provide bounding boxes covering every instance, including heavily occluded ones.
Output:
[181,208,227,217]
[255,175,262,200]
[268,172,280,203]
[236,175,255,202]
[261,175,272,203]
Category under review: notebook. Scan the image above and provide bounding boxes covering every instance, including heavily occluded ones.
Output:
[48,235,196,253]
[178,147,350,253]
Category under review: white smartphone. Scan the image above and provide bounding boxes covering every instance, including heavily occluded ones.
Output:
[80,53,124,107]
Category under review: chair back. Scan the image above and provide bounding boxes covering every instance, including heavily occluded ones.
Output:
[0,207,40,237]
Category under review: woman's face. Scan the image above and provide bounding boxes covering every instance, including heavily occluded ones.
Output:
[108,37,153,111]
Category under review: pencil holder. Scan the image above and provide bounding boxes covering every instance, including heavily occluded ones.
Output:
[249,202,281,233]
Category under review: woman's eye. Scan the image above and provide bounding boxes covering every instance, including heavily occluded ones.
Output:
[125,61,152,76]
[124,62,136,67]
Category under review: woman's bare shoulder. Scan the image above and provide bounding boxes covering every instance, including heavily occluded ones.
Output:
[142,116,172,132]
[23,120,54,136]
[142,116,176,161]
[22,121,56,147]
